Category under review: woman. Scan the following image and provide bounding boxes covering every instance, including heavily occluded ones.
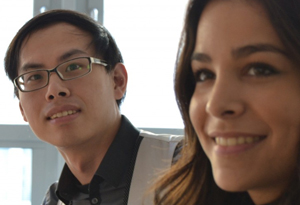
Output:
[154,0,300,204]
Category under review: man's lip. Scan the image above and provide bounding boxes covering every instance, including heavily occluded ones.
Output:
[46,105,81,120]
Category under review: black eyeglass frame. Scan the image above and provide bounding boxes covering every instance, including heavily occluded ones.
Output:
[14,57,108,92]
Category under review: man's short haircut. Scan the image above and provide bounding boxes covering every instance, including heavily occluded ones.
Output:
[5,9,125,106]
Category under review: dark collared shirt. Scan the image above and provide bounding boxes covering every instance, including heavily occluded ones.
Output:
[43,116,142,205]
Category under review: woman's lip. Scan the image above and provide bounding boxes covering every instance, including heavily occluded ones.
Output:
[214,135,266,146]
[212,135,266,155]
[208,131,265,138]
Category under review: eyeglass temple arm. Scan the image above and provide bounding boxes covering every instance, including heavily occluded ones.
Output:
[91,57,108,67]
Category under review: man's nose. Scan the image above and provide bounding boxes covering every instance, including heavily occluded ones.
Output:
[45,73,70,101]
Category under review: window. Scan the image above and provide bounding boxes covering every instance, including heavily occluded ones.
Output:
[104,0,187,128]
[0,148,32,205]
[0,0,33,125]
[0,125,63,205]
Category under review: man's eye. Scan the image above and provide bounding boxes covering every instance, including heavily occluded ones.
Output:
[66,64,83,72]
[247,63,278,77]
[194,69,215,82]
[26,74,43,82]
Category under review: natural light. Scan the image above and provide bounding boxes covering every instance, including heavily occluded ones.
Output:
[0,148,32,205]
[0,0,33,125]
[0,0,186,128]
[104,0,187,128]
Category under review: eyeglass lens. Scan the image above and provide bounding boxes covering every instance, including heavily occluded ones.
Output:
[17,58,91,91]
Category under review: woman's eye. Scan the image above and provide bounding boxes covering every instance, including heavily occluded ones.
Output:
[194,69,215,82]
[66,64,83,72]
[247,63,278,77]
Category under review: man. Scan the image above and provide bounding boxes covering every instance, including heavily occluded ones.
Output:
[4,10,182,205]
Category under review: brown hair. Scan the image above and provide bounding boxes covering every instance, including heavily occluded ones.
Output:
[154,0,300,204]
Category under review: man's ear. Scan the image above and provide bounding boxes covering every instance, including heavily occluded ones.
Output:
[19,102,28,122]
[112,63,128,100]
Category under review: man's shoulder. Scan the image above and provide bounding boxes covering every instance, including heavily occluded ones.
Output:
[42,182,59,205]
[137,130,183,162]
[139,130,183,142]
[127,130,183,204]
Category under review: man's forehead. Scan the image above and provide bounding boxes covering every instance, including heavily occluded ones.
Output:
[18,24,94,72]
[22,22,90,45]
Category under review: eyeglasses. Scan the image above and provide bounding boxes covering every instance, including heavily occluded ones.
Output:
[14,57,108,92]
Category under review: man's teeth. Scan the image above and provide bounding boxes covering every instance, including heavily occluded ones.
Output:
[215,136,261,146]
[50,110,77,119]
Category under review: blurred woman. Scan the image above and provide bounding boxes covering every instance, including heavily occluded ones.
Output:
[154,0,300,204]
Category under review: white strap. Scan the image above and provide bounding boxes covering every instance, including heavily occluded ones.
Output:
[57,201,65,205]
[127,131,182,204]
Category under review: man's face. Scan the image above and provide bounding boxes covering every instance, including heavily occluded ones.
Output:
[18,23,127,149]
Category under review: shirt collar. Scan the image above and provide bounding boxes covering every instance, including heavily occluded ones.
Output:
[96,115,140,187]
[56,115,140,201]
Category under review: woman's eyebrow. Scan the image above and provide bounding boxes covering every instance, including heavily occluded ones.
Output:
[191,53,212,63]
[232,43,288,59]
[190,43,287,64]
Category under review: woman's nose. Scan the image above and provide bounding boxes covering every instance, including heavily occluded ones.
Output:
[205,75,246,119]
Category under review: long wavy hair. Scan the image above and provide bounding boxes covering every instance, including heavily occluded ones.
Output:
[154,0,300,204]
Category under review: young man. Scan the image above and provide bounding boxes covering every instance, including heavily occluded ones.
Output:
[4,10,182,205]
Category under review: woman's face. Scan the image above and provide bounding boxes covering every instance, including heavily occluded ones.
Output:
[189,0,300,204]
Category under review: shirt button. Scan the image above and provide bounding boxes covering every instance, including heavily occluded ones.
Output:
[91,198,99,204]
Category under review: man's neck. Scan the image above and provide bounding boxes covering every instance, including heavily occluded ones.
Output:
[57,115,122,185]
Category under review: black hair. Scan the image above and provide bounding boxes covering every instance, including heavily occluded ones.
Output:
[5,9,125,106]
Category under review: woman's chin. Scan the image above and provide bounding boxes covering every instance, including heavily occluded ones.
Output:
[214,178,248,193]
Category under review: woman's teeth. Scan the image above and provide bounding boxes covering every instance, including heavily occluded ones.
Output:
[215,136,261,146]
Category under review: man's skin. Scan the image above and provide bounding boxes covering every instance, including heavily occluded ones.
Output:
[18,22,128,185]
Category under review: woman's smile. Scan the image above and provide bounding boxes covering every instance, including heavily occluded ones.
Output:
[189,0,300,203]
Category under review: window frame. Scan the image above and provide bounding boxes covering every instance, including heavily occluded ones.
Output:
[0,125,64,205]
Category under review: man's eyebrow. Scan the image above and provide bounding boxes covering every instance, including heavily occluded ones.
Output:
[20,49,89,72]
[57,49,88,62]
[191,53,212,63]
[20,63,44,72]
[232,43,288,59]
